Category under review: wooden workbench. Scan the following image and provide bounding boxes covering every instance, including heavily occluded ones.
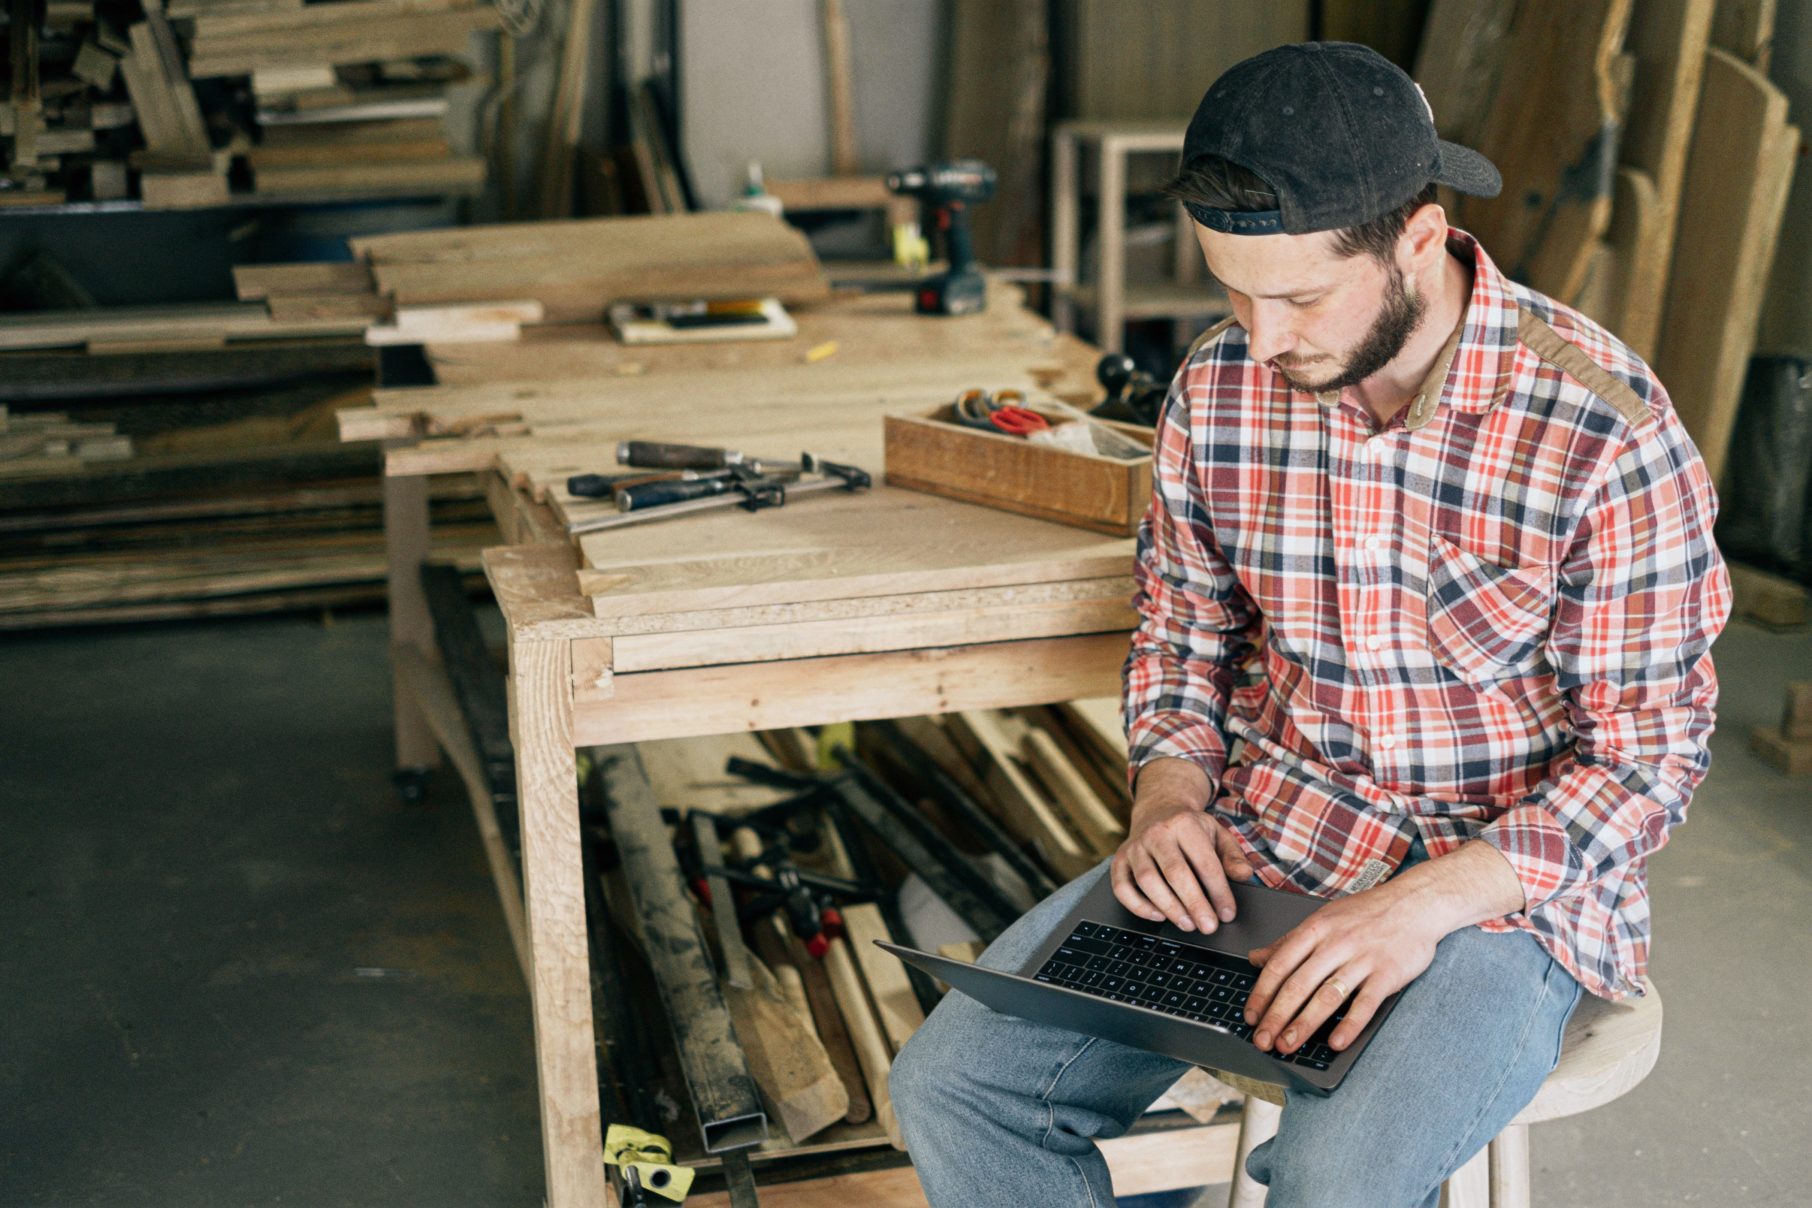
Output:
[342,282,1240,1205]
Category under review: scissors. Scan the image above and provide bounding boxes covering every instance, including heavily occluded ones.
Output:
[952,388,1050,436]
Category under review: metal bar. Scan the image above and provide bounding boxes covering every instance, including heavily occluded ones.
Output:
[826,751,1020,941]
[867,718,1059,900]
[690,811,753,991]
[591,745,768,1154]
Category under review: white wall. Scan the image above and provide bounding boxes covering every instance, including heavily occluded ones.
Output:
[679,0,940,209]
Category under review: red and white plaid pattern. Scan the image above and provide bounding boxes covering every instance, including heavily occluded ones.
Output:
[1123,231,1731,1000]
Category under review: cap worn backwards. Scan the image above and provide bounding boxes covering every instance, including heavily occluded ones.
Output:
[1180,42,1501,237]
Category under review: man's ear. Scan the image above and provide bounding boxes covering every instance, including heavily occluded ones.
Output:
[1396,201,1448,277]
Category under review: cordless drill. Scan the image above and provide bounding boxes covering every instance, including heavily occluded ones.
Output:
[885,159,997,316]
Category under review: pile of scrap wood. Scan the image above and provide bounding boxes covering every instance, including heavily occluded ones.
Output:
[0,353,495,630]
[0,0,496,209]
[1415,0,1798,483]
[585,722,1232,1166]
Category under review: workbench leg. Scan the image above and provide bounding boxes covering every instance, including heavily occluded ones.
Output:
[382,452,440,780]
[509,638,607,1208]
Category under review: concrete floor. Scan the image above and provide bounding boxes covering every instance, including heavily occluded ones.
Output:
[1,609,1807,1205]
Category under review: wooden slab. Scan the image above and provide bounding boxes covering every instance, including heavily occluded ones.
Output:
[1616,0,1715,360]
[349,211,832,322]
[1413,0,1517,146]
[1456,0,1632,298]
[1654,49,1798,482]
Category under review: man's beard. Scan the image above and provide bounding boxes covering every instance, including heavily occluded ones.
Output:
[1272,264,1426,394]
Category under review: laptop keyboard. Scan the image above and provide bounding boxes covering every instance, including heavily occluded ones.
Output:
[1032,921,1342,1071]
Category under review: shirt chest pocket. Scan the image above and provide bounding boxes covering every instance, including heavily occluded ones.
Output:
[1425,532,1557,685]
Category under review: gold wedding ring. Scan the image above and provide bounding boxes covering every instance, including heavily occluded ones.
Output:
[1325,976,1351,1001]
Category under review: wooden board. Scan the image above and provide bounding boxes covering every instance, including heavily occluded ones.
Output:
[251,156,486,198]
[0,303,368,351]
[1616,0,1715,360]
[1654,49,1798,482]
[567,633,1130,746]
[234,260,375,300]
[1414,0,1516,145]
[1710,0,1775,69]
[349,211,831,322]
[1571,167,1656,338]
[1456,0,1632,299]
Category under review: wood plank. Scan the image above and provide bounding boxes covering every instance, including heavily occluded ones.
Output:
[945,710,1094,879]
[722,950,850,1144]
[247,136,452,167]
[1617,0,1715,360]
[1019,724,1125,855]
[1710,0,1775,69]
[234,261,376,300]
[607,595,1134,673]
[1654,49,1798,481]
[840,903,925,1055]
[1414,0,1517,145]
[569,633,1129,746]
[1571,167,1655,338]
[1456,0,1631,299]
[0,303,366,351]
[251,156,487,197]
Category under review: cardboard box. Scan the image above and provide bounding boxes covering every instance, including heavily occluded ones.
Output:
[883,404,1153,536]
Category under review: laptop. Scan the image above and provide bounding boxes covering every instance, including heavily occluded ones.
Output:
[876,871,1404,1094]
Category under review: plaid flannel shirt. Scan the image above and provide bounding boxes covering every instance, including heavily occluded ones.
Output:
[1123,231,1731,1000]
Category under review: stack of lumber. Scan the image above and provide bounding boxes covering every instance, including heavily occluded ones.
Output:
[1414,0,1799,483]
[0,358,497,630]
[0,406,131,477]
[0,0,496,208]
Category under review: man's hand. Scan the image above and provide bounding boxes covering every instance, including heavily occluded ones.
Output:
[1111,758,1254,934]
[1243,840,1528,1055]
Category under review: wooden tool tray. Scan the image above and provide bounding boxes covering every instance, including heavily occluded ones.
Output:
[883,403,1154,536]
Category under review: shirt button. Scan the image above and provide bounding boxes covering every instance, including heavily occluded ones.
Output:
[1364,535,1385,552]
[1378,733,1399,750]
[1364,634,1386,651]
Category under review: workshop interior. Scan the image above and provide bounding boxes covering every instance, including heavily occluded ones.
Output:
[3,2,1810,1206]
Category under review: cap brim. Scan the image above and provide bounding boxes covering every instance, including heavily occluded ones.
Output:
[1432,141,1501,198]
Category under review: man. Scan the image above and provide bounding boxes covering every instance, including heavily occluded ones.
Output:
[889,42,1730,1207]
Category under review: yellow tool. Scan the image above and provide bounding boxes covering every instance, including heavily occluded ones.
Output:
[604,1124,694,1204]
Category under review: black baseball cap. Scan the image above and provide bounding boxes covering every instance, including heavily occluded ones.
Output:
[1180,42,1501,236]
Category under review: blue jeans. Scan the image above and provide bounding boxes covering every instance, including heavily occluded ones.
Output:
[890,850,1582,1207]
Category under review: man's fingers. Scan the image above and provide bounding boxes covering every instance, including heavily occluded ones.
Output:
[1329,987,1385,1051]
[1264,967,1357,1054]
[1110,853,1164,922]
[1129,852,1194,930]
[1172,821,1236,929]
[1211,822,1254,881]
[1243,925,1317,1026]
[1143,847,1216,932]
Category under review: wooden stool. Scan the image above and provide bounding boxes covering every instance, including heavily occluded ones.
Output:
[1216,980,1663,1208]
